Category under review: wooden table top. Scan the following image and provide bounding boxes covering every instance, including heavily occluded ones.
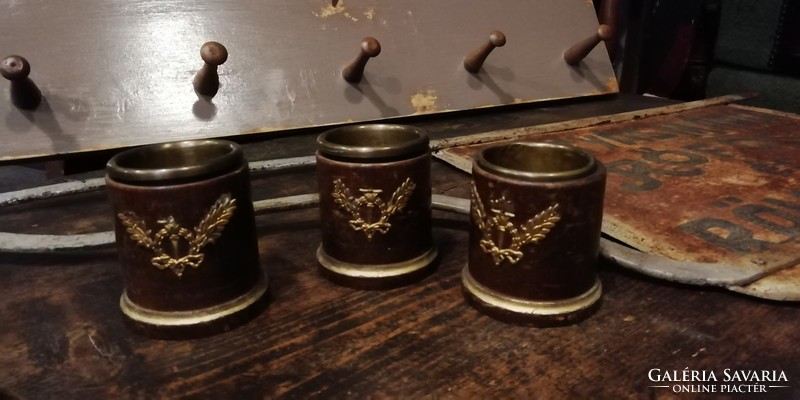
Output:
[1,95,798,399]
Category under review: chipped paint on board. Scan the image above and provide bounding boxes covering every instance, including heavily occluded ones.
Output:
[313,1,358,21]
[606,77,619,92]
[586,77,620,96]
[364,8,375,20]
[312,4,340,18]
[411,91,438,114]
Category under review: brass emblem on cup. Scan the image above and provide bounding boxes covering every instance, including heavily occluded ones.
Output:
[463,142,606,326]
[117,193,237,277]
[470,185,560,266]
[332,178,416,240]
[316,124,437,289]
[106,140,267,339]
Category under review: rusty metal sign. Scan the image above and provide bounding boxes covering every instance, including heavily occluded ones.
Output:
[436,103,800,301]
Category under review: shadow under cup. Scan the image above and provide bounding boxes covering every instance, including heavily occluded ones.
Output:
[105,140,267,339]
[463,142,606,326]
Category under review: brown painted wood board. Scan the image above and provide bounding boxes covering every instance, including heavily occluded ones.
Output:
[0,0,616,162]
[435,104,800,300]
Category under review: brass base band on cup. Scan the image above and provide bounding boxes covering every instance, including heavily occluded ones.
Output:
[120,277,268,327]
[461,267,601,317]
[317,245,438,279]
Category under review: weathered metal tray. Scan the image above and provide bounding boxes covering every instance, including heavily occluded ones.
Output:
[4,96,796,301]
[435,98,800,301]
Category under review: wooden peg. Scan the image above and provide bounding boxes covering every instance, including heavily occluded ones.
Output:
[193,41,228,97]
[1,55,42,110]
[463,31,506,73]
[342,37,381,84]
[563,25,613,66]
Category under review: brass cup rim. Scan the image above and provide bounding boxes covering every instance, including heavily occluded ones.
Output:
[476,142,596,182]
[317,124,429,160]
[106,139,243,182]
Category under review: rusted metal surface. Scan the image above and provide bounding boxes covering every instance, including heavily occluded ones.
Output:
[437,104,800,301]
[430,94,754,154]
[732,263,800,300]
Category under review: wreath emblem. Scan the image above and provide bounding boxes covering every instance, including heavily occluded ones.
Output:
[117,194,237,277]
[471,184,560,266]
[331,178,416,239]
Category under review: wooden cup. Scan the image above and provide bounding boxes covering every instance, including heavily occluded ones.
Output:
[316,124,437,289]
[106,140,267,339]
[463,142,606,325]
